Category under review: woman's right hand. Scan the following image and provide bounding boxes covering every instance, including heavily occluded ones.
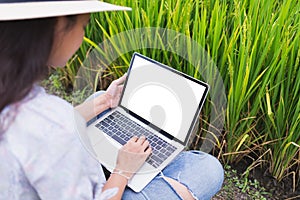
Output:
[115,136,152,179]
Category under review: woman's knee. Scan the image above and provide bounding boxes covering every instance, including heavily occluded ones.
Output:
[164,150,224,199]
[189,151,224,195]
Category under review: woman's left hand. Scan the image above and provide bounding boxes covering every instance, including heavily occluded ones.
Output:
[75,73,127,122]
[105,73,127,108]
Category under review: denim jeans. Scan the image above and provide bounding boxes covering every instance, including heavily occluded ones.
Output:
[86,91,224,200]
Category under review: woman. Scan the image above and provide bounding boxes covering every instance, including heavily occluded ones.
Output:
[0,0,224,199]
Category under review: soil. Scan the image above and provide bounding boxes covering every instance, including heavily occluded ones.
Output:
[213,158,300,200]
[232,159,299,199]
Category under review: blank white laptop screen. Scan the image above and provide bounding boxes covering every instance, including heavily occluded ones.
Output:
[121,55,207,142]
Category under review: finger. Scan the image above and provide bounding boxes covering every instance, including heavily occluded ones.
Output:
[128,136,138,143]
[118,85,124,94]
[141,139,149,148]
[114,74,127,85]
[136,135,146,145]
[144,145,152,154]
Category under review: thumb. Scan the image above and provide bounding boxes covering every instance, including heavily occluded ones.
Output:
[114,73,127,85]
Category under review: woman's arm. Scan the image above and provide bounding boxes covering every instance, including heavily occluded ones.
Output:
[100,172,128,200]
[75,92,110,122]
[101,136,152,200]
[75,74,127,122]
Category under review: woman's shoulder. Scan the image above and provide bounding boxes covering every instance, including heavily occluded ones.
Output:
[16,86,78,131]
[23,86,74,118]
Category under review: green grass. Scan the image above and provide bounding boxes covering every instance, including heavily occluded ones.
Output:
[57,0,300,188]
[214,165,271,200]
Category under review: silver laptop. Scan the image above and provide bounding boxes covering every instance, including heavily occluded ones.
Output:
[85,52,209,192]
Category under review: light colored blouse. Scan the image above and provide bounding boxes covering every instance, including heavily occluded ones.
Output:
[0,86,110,200]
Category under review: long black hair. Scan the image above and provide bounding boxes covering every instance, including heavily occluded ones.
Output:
[0,16,77,136]
[0,17,57,112]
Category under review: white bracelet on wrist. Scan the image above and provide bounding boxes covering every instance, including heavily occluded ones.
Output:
[111,170,131,180]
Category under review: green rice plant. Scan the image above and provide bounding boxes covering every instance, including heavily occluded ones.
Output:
[57,0,300,186]
[258,0,300,183]
[217,0,300,184]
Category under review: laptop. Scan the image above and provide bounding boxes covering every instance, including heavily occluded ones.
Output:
[85,52,209,192]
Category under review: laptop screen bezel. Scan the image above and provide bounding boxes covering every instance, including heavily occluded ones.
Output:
[118,52,210,146]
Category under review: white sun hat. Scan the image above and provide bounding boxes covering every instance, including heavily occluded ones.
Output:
[0,0,131,21]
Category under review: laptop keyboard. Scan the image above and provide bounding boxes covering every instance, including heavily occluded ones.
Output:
[95,111,177,168]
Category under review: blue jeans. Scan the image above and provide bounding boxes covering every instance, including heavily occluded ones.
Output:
[86,91,224,200]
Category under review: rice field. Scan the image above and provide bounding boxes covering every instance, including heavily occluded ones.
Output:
[60,0,300,188]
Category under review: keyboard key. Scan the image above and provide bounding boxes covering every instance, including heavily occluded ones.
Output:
[153,150,159,156]
[167,146,175,152]
[106,130,114,137]
[144,131,151,137]
[108,115,114,120]
[112,135,126,145]
[100,121,109,127]
[147,158,154,165]
[158,153,167,160]
[165,151,172,156]
[111,128,117,133]
[103,118,110,123]
[151,155,163,164]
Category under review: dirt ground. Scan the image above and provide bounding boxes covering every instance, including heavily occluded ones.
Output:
[212,161,300,200]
